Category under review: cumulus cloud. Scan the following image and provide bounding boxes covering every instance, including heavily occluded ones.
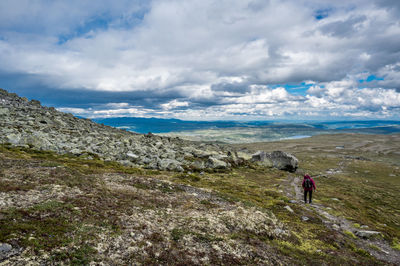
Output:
[0,0,399,120]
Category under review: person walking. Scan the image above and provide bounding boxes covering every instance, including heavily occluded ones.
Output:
[302,174,316,204]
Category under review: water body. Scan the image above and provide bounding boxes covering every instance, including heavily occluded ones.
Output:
[93,117,400,143]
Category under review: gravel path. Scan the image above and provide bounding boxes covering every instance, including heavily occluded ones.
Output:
[289,175,400,264]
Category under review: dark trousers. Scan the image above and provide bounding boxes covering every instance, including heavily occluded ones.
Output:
[304,190,312,203]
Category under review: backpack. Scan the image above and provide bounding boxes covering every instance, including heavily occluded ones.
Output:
[304,178,312,189]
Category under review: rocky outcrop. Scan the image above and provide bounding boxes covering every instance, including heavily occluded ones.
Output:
[0,89,238,171]
[251,150,298,172]
[0,89,299,172]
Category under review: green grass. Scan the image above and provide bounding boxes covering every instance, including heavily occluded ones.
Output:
[392,238,400,251]
[0,136,399,265]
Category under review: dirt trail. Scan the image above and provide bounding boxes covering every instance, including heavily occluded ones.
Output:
[288,175,400,264]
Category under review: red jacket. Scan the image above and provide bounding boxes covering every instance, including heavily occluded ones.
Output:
[302,175,316,191]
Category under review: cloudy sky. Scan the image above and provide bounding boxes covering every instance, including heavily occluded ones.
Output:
[0,0,399,120]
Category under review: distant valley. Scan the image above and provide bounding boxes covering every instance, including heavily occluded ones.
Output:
[93,117,400,143]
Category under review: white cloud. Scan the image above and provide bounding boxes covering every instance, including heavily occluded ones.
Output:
[161,99,190,110]
[1,0,400,119]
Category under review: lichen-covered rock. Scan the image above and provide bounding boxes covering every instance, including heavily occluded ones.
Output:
[265,151,298,172]
[159,159,184,172]
[206,157,229,169]
[251,151,273,168]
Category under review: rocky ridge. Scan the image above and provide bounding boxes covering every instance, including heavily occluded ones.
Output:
[0,89,298,172]
[0,89,244,171]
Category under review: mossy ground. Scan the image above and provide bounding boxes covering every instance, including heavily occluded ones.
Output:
[1,134,399,264]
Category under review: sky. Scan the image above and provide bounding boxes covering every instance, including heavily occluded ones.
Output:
[0,0,399,121]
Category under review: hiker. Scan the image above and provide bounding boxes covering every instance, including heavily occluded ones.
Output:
[302,174,316,203]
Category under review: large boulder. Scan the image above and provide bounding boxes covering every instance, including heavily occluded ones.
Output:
[251,151,273,167]
[251,151,266,161]
[266,151,298,172]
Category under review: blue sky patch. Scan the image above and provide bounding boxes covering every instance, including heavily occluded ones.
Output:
[314,8,333,20]
[58,15,111,44]
[271,82,314,96]
[359,75,384,83]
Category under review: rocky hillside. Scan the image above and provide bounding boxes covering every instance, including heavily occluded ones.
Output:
[0,89,299,173]
[0,89,245,172]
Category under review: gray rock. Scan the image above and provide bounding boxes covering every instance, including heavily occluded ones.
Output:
[266,151,298,172]
[159,159,184,172]
[118,160,136,167]
[273,228,286,236]
[251,151,266,162]
[6,133,21,145]
[206,157,228,169]
[355,230,381,239]
[0,243,16,260]
[251,151,273,167]
[284,205,294,213]
[237,151,252,161]
[332,224,340,230]
[0,243,12,253]
[191,160,206,170]
[126,152,139,161]
[0,108,9,115]
[70,148,82,155]
[301,216,309,221]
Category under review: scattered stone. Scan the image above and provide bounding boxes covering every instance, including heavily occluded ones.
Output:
[360,225,369,229]
[331,198,340,201]
[301,216,309,222]
[0,243,12,253]
[0,243,17,261]
[284,205,294,213]
[355,230,381,239]
[70,148,82,155]
[288,200,297,203]
[126,152,139,160]
[332,224,340,230]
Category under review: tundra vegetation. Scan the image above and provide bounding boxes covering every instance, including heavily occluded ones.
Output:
[1,133,400,265]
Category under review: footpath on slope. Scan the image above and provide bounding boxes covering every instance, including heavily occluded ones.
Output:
[286,172,400,264]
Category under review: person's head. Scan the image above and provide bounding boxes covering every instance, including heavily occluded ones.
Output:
[304,174,310,179]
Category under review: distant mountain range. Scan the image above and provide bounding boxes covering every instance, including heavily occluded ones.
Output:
[92,117,400,143]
